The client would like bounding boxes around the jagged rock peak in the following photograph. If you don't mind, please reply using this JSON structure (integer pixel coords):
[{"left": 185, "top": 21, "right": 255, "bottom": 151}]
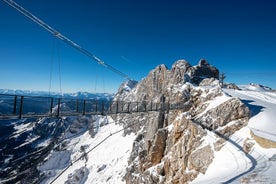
[
  {"left": 170, "top": 60, "right": 191, "bottom": 84},
  {"left": 169, "top": 59, "right": 219, "bottom": 85},
  {"left": 156, "top": 64, "right": 168, "bottom": 71},
  {"left": 198, "top": 58, "right": 209, "bottom": 66},
  {"left": 171, "top": 60, "right": 191, "bottom": 71}
]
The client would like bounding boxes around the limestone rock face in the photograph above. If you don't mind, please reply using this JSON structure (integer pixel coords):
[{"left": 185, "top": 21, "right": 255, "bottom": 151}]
[
  {"left": 148, "top": 128, "right": 168, "bottom": 166},
  {"left": 196, "top": 98, "right": 249, "bottom": 133},
  {"left": 225, "top": 83, "right": 240, "bottom": 90},
  {"left": 188, "top": 145, "right": 214, "bottom": 174},
  {"left": 162, "top": 115, "right": 206, "bottom": 184},
  {"left": 243, "top": 138, "right": 255, "bottom": 154},
  {"left": 112, "top": 59, "right": 249, "bottom": 184},
  {"left": 170, "top": 60, "right": 191, "bottom": 84},
  {"left": 199, "top": 78, "right": 219, "bottom": 87}
]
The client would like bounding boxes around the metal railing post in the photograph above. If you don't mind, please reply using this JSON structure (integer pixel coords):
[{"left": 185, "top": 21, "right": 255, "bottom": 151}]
[
  {"left": 127, "top": 102, "right": 130, "bottom": 113},
  {"left": 101, "top": 101, "right": 104, "bottom": 115},
  {"left": 83, "top": 100, "right": 86, "bottom": 115},
  {"left": 116, "top": 101, "right": 119, "bottom": 113},
  {"left": 144, "top": 102, "right": 147, "bottom": 112},
  {"left": 13, "top": 95, "right": 17, "bottom": 114},
  {"left": 19, "top": 96, "right": 24, "bottom": 119}
]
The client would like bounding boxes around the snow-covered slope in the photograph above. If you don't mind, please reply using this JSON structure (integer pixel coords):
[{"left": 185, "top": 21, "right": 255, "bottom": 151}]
[
  {"left": 0, "top": 115, "right": 135, "bottom": 183},
  {"left": 225, "top": 85, "right": 276, "bottom": 142},
  {"left": 39, "top": 116, "right": 136, "bottom": 184},
  {"left": 192, "top": 85, "right": 276, "bottom": 183}
]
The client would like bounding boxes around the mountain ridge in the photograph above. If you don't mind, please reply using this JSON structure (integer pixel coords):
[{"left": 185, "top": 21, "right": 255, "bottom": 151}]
[{"left": 0, "top": 89, "right": 114, "bottom": 100}]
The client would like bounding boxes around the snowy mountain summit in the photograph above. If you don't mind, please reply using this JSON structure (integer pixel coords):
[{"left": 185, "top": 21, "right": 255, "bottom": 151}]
[{"left": 1, "top": 59, "right": 276, "bottom": 184}]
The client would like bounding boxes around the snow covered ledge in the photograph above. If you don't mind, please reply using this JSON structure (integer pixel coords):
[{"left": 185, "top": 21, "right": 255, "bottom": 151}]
[{"left": 250, "top": 129, "right": 276, "bottom": 148}]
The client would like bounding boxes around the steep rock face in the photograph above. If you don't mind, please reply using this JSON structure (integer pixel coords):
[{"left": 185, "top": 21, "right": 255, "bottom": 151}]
[
  {"left": 162, "top": 115, "right": 207, "bottom": 184},
  {"left": 170, "top": 60, "right": 191, "bottom": 84},
  {"left": 113, "top": 59, "right": 249, "bottom": 184},
  {"left": 196, "top": 98, "right": 249, "bottom": 129},
  {"left": 148, "top": 128, "right": 168, "bottom": 166}
]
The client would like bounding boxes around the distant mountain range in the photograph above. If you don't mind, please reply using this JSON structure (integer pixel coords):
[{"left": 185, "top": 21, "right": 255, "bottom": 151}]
[{"left": 0, "top": 89, "right": 114, "bottom": 100}]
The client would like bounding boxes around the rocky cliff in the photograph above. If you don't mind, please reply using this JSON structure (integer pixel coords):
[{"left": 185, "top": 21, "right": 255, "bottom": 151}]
[{"left": 113, "top": 59, "right": 249, "bottom": 184}]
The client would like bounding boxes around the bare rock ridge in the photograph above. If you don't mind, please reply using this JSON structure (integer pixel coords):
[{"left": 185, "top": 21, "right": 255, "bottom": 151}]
[
  {"left": 116, "top": 59, "right": 219, "bottom": 103},
  {"left": 113, "top": 59, "right": 249, "bottom": 184}
]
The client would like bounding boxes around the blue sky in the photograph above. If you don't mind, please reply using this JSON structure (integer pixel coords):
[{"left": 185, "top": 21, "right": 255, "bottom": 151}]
[{"left": 1, "top": 0, "right": 276, "bottom": 93}]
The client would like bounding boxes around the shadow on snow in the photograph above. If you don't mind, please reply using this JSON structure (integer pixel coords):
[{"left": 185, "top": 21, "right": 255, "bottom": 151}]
[{"left": 240, "top": 99, "right": 265, "bottom": 118}]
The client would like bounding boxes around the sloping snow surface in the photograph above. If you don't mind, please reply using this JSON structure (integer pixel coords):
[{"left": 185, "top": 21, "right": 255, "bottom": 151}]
[{"left": 39, "top": 116, "right": 135, "bottom": 184}]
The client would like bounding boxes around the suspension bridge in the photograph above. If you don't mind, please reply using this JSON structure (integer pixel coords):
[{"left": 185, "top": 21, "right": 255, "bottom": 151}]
[
  {"left": 0, "top": 93, "right": 189, "bottom": 120},
  {"left": 0, "top": 0, "right": 191, "bottom": 120}
]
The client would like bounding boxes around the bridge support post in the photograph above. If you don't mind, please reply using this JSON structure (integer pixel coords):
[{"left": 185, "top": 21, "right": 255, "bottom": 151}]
[
  {"left": 101, "top": 101, "right": 104, "bottom": 115},
  {"left": 167, "top": 102, "right": 170, "bottom": 113},
  {"left": 95, "top": 101, "right": 98, "bottom": 113},
  {"left": 76, "top": 100, "right": 79, "bottom": 113},
  {"left": 144, "top": 102, "right": 147, "bottom": 112},
  {"left": 19, "top": 96, "right": 24, "bottom": 119},
  {"left": 127, "top": 102, "right": 130, "bottom": 113},
  {"left": 116, "top": 101, "right": 119, "bottom": 114},
  {"left": 13, "top": 95, "right": 17, "bottom": 114}
]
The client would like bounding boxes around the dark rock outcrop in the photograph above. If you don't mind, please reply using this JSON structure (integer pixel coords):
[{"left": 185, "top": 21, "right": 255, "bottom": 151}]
[{"left": 187, "top": 59, "right": 219, "bottom": 85}]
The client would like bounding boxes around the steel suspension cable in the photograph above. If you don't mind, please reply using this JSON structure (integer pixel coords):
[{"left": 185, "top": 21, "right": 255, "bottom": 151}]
[
  {"left": 3, "top": 0, "right": 130, "bottom": 80},
  {"left": 48, "top": 38, "right": 55, "bottom": 97},
  {"left": 57, "top": 41, "right": 63, "bottom": 96}
]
